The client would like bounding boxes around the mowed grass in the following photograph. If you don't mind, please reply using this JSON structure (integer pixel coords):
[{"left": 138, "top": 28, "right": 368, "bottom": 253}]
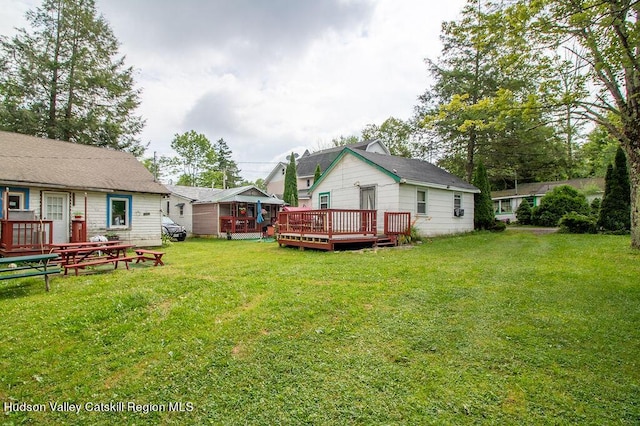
[{"left": 0, "top": 232, "right": 639, "bottom": 425}]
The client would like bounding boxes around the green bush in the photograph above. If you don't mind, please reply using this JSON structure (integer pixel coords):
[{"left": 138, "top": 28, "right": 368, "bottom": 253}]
[
  {"left": 559, "top": 211, "right": 597, "bottom": 234},
  {"left": 490, "top": 219, "right": 507, "bottom": 232},
  {"left": 590, "top": 198, "right": 601, "bottom": 217},
  {"left": 515, "top": 198, "right": 532, "bottom": 224},
  {"left": 532, "top": 185, "right": 590, "bottom": 227}
]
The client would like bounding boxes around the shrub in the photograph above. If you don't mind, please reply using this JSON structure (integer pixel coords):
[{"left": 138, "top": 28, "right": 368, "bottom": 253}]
[
  {"left": 489, "top": 219, "right": 507, "bottom": 232},
  {"left": 590, "top": 198, "right": 601, "bottom": 218},
  {"left": 531, "top": 185, "right": 590, "bottom": 227},
  {"left": 515, "top": 198, "right": 532, "bottom": 224},
  {"left": 559, "top": 212, "right": 597, "bottom": 234}
]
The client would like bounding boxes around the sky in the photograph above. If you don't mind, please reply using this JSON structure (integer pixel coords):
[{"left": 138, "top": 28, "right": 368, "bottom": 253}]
[{"left": 0, "top": 0, "right": 465, "bottom": 183}]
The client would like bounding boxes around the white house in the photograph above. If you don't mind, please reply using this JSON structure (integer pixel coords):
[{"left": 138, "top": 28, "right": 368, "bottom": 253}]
[
  {"left": 0, "top": 131, "right": 168, "bottom": 254},
  {"left": 308, "top": 147, "right": 480, "bottom": 237},
  {"left": 265, "top": 140, "right": 389, "bottom": 203},
  {"left": 491, "top": 178, "right": 605, "bottom": 222}
]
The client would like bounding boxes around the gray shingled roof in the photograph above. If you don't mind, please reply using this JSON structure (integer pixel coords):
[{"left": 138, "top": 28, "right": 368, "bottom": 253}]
[
  {"left": 491, "top": 178, "right": 604, "bottom": 199},
  {"left": 352, "top": 150, "right": 479, "bottom": 192},
  {"left": 296, "top": 141, "right": 372, "bottom": 177},
  {"left": 165, "top": 184, "right": 222, "bottom": 201},
  {"left": 0, "top": 131, "right": 168, "bottom": 194}
]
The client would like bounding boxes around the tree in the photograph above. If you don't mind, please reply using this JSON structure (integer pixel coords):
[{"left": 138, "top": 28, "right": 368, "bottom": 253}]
[
  {"left": 472, "top": 161, "right": 494, "bottom": 229},
  {"left": 575, "top": 125, "right": 620, "bottom": 178},
  {"left": 212, "top": 138, "right": 241, "bottom": 188},
  {"left": 417, "top": 1, "right": 566, "bottom": 186},
  {"left": 283, "top": 152, "right": 298, "bottom": 207},
  {"left": 512, "top": 0, "right": 640, "bottom": 247},
  {"left": 361, "top": 117, "right": 414, "bottom": 157},
  {"left": 0, "top": 0, "right": 144, "bottom": 154},
  {"left": 313, "top": 164, "right": 322, "bottom": 183},
  {"left": 167, "top": 131, "right": 216, "bottom": 187},
  {"left": 598, "top": 147, "right": 631, "bottom": 232},
  {"left": 331, "top": 134, "right": 361, "bottom": 147}
]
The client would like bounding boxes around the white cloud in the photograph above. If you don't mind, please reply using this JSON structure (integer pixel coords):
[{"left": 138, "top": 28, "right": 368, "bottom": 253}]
[{"left": 0, "top": 0, "right": 465, "bottom": 182}]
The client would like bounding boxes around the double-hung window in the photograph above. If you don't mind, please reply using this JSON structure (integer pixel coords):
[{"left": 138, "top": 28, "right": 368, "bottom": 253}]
[
  {"left": 417, "top": 190, "right": 427, "bottom": 214},
  {"left": 319, "top": 192, "right": 330, "bottom": 209}
]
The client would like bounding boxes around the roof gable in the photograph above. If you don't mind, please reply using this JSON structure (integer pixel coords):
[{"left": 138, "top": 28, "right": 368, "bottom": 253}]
[
  {"left": 310, "top": 147, "right": 479, "bottom": 193},
  {"left": 193, "top": 185, "right": 283, "bottom": 204},
  {"left": 265, "top": 139, "right": 390, "bottom": 182},
  {"left": 0, "top": 131, "right": 168, "bottom": 194}
]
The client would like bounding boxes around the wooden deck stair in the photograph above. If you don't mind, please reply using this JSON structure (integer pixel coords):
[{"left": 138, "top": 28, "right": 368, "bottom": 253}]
[{"left": 375, "top": 235, "right": 397, "bottom": 248}]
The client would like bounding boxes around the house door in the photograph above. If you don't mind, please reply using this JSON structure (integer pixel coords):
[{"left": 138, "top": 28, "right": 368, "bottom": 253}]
[{"left": 43, "top": 192, "right": 69, "bottom": 244}]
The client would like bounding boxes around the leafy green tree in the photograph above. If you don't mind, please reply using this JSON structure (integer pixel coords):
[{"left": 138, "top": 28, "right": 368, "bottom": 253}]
[
  {"left": 531, "top": 185, "right": 590, "bottom": 227},
  {"left": 511, "top": 0, "right": 640, "bottom": 247},
  {"left": 574, "top": 125, "right": 620, "bottom": 178},
  {"left": 418, "top": 2, "right": 565, "bottom": 185},
  {"left": 472, "top": 161, "right": 494, "bottom": 229},
  {"left": 166, "top": 131, "right": 216, "bottom": 187},
  {"left": 361, "top": 117, "right": 414, "bottom": 157},
  {"left": 515, "top": 198, "right": 532, "bottom": 225},
  {"left": 283, "top": 152, "right": 298, "bottom": 207},
  {"left": 0, "top": 0, "right": 144, "bottom": 154},
  {"left": 331, "top": 134, "right": 361, "bottom": 147},
  {"left": 598, "top": 147, "right": 631, "bottom": 232}
]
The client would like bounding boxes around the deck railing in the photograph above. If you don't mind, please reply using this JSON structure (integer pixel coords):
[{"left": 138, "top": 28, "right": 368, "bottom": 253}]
[
  {"left": 278, "top": 209, "right": 377, "bottom": 237},
  {"left": 384, "top": 212, "right": 411, "bottom": 236},
  {"left": 219, "top": 216, "right": 258, "bottom": 233},
  {"left": 0, "top": 220, "right": 53, "bottom": 252}
]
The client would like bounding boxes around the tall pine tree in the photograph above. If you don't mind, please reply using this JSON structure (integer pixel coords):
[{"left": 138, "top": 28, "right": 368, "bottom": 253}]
[
  {"left": 0, "top": 0, "right": 144, "bottom": 154},
  {"left": 472, "top": 161, "right": 494, "bottom": 229},
  {"left": 283, "top": 153, "right": 298, "bottom": 207},
  {"left": 598, "top": 147, "right": 631, "bottom": 232}
]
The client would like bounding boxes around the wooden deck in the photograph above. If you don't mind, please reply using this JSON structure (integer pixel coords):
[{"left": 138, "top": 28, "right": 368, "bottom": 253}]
[
  {"left": 277, "top": 210, "right": 410, "bottom": 251},
  {"left": 0, "top": 219, "right": 53, "bottom": 256}
]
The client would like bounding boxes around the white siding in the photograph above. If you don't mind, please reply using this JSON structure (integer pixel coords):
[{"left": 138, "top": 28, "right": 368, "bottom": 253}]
[
  {"left": 399, "top": 185, "right": 474, "bottom": 236},
  {"left": 9, "top": 186, "right": 162, "bottom": 246},
  {"left": 163, "top": 194, "right": 193, "bottom": 233},
  {"left": 266, "top": 166, "right": 286, "bottom": 196},
  {"left": 311, "top": 154, "right": 398, "bottom": 233},
  {"left": 311, "top": 153, "right": 476, "bottom": 237}
]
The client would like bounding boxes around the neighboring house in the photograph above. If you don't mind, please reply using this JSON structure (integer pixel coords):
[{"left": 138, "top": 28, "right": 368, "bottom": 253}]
[
  {"left": 163, "top": 185, "right": 223, "bottom": 234},
  {"left": 491, "top": 178, "right": 605, "bottom": 223},
  {"left": 265, "top": 140, "right": 389, "bottom": 204},
  {"left": 308, "top": 147, "right": 480, "bottom": 237},
  {"left": 189, "top": 185, "right": 284, "bottom": 239},
  {"left": 0, "top": 131, "right": 168, "bottom": 254}
]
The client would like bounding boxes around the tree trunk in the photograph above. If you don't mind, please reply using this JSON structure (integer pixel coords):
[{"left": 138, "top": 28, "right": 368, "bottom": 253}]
[
  {"left": 47, "top": 3, "right": 63, "bottom": 140},
  {"left": 628, "top": 148, "right": 640, "bottom": 249}
]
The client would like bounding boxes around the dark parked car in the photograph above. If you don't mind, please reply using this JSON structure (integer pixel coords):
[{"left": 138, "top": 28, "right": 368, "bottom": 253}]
[{"left": 162, "top": 216, "right": 187, "bottom": 241}]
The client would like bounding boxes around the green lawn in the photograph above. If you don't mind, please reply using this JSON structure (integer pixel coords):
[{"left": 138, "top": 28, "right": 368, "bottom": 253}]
[{"left": 1, "top": 232, "right": 639, "bottom": 425}]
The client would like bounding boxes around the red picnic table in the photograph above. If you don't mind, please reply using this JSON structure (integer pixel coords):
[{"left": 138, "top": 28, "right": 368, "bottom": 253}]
[{"left": 51, "top": 243, "right": 136, "bottom": 275}]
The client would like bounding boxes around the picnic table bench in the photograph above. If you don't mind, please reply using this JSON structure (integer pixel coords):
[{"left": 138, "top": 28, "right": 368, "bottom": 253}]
[
  {"left": 0, "top": 253, "right": 60, "bottom": 291},
  {"left": 135, "top": 249, "right": 165, "bottom": 266},
  {"left": 51, "top": 243, "right": 137, "bottom": 276}
]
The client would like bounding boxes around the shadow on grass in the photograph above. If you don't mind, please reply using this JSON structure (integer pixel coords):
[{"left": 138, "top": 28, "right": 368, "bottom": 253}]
[{"left": 0, "top": 279, "right": 42, "bottom": 300}]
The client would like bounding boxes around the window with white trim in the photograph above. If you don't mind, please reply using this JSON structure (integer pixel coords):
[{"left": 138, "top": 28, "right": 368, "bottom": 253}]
[
  {"left": 417, "top": 190, "right": 427, "bottom": 214},
  {"left": 319, "top": 192, "right": 330, "bottom": 209},
  {"left": 107, "top": 195, "right": 132, "bottom": 228}
]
